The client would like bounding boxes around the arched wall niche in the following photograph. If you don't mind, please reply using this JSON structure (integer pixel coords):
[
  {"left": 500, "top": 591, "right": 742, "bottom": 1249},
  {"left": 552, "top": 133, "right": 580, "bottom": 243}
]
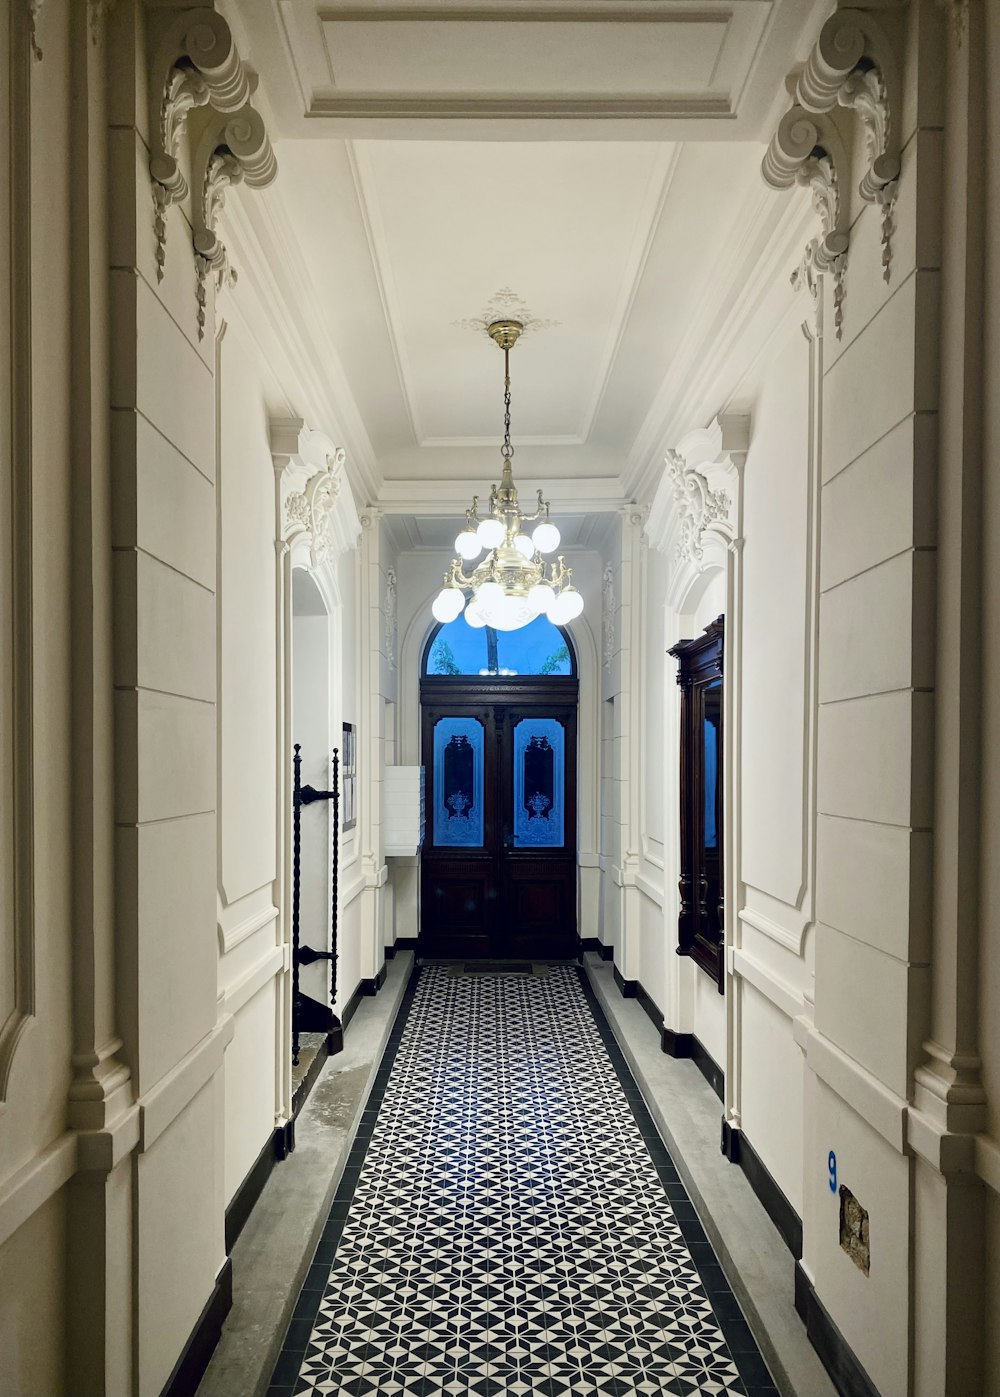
[
  {"left": 270, "top": 418, "right": 361, "bottom": 1122},
  {"left": 644, "top": 414, "right": 748, "bottom": 1107}
]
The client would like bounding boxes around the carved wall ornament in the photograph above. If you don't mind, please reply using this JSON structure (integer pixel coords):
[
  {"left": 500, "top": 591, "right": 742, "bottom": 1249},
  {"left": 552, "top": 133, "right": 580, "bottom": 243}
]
[
  {"left": 667, "top": 450, "right": 732, "bottom": 567},
  {"left": 763, "top": 6, "right": 903, "bottom": 325},
  {"left": 28, "top": 0, "right": 44, "bottom": 60},
  {"left": 602, "top": 565, "right": 615, "bottom": 672},
  {"left": 282, "top": 447, "right": 348, "bottom": 569},
  {"left": 385, "top": 567, "right": 397, "bottom": 671},
  {"left": 936, "top": 0, "right": 970, "bottom": 46},
  {"left": 147, "top": 7, "right": 276, "bottom": 321},
  {"left": 763, "top": 106, "right": 850, "bottom": 338},
  {"left": 88, "top": 0, "right": 116, "bottom": 45}
]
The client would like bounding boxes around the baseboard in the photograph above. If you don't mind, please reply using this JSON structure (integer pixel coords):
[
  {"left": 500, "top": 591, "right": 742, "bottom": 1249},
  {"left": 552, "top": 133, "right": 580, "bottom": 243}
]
[
  {"left": 662, "top": 1027, "right": 695, "bottom": 1057},
  {"left": 224, "top": 1123, "right": 295, "bottom": 1253},
  {"left": 721, "top": 1125, "right": 802, "bottom": 1259},
  {"left": 691, "top": 1037, "right": 724, "bottom": 1101},
  {"left": 341, "top": 963, "right": 387, "bottom": 1033},
  {"left": 794, "top": 1261, "right": 880, "bottom": 1397},
  {"left": 385, "top": 936, "right": 418, "bottom": 960},
  {"left": 581, "top": 937, "right": 614, "bottom": 961},
  {"left": 159, "top": 1257, "right": 232, "bottom": 1397}
]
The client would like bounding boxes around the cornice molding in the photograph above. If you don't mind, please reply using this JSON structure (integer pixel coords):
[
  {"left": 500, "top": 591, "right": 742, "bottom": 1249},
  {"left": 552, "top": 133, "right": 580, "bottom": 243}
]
[
  {"left": 146, "top": 6, "right": 277, "bottom": 334},
  {"left": 762, "top": 5, "right": 903, "bottom": 338}
]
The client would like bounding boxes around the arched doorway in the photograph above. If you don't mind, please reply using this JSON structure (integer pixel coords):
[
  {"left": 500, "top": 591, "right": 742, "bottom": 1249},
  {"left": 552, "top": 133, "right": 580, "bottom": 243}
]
[{"left": 420, "top": 613, "right": 579, "bottom": 959}]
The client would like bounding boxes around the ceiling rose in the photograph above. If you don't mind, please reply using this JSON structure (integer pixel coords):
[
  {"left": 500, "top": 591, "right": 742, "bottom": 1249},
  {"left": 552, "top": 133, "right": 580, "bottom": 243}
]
[
  {"left": 432, "top": 318, "right": 583, "bottom": 634},
  {"left": 453, "top": 286, "right": 559, "bottom": 338}
]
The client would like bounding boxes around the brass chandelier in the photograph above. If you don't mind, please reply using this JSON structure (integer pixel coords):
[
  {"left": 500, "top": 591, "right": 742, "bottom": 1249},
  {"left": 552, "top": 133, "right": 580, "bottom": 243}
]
[{"left": 431, "top": 319, "right": 583, "bottom": 633}]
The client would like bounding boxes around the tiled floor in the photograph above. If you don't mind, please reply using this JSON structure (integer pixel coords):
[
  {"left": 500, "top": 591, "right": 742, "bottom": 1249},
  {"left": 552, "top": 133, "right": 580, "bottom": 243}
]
[{"left": 269, "top": 964, "right": 779, "bottom": 1397}]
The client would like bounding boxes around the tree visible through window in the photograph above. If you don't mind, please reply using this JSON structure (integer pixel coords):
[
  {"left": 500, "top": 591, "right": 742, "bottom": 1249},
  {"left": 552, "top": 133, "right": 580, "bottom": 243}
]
[{"left": 424, "top": 613, "right": 574, "bottom": 677}]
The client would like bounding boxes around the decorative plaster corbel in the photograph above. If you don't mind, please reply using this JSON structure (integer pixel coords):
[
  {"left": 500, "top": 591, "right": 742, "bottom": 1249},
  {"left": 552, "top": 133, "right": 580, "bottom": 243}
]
[
  {"left": 936, "top": 0, "right": 969, "bottom": 46},
  {"left": 284, "top": 449, "right": 345, "bottom": 570},
  {"left": 28, "top": 0, "right": 44, "bottom": 60},
  {"left": 190, "top": 104, "right": 277, "bottom": 338},
  {"left": 385, "top": 568, "right": 398, "bottom": 671},
  {"left": 796, "top": 8, "right": 901, "bottom": 282},
  {"left": 147, "top": 8, "right": 269, "bottom": 285},
  {"left": 88, "top": 0, "right": 116, "bottom": 45},
  {"left": 763, "top": 106, "right": 851, "bottom": 338},
  {"left": 602, "top": 565, "right": 615, "bottom": 673},
  {"left": 668, "top": 452, "right": 732, "bottom": 568}
]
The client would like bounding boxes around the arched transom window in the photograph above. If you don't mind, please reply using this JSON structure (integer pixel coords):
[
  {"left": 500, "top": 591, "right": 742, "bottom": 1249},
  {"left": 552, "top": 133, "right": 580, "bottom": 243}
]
[{"left": 423, "top": 613, "right": 575, "bottom": 678}]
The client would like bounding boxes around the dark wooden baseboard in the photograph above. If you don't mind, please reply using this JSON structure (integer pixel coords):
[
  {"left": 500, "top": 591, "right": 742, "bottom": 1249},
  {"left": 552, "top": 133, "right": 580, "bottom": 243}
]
[
  {"left": 691, "top": 1037, "right": 724, "bottom": 1101},
  {"left": 721, "top": 1124, "right": 802, "bottom": 1259},
  {"left": 159, "top": 1257, "right": 232, "bottom": 1397},
  {"left": 611, "top": 965, "right": 665, "bottom": 1035},
  {"left": 581, "top": 937, "right": 614, "bottom": 961},
  {"left": 224, "top": 1123, "right": 295, "bottom": 1253},
  {"left": 385, "top": 937, "right": 418, "bottom": 959},
  {"left": 795, "top": 1261, "right": 880, "bottom": 1397},
  {"left": 341, "top": 963, "right": 388, "bottom": 1032},
  {"left": 662, "top": 1027, "right": 695, "bottom": 1057}
]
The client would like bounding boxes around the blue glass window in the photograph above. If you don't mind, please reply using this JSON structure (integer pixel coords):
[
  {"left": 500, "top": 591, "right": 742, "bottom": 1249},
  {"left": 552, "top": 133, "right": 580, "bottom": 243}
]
[
  {"left": 432, "top": 717, "right": 485, "bottom": 847},
  {"left": 513, "top": 718, "right": 565, "bottom": 848},
  {"left": 425, "top": 614, "right": 574, "bottom": 677}
]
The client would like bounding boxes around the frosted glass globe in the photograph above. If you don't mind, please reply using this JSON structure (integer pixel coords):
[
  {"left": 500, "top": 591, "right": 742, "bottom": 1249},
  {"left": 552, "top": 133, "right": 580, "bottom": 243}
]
[
  {"left": 547, "top": 591, "right": 574, "bottom": 624},
  {"left": 432, "top": 587, "right": 465, "bottom": 623},
  {"left": 477, "top": 517, "right": 505, "bottom": 549},
  {"left": 476, "top": 580, "right": 503, "bottom": 607},
  {"left": 528, "top": 583, "right": 555, "bottom": 613},
  {"left": 455, "top": 529, "right": 482, "bottom": 560},
  {"left": 513, "top": 533, "right": 535, "bottom": 559},
  {"left": 489, "top": 595, "right": 535, "bottom": 631},
  {"left": 532, "top": 521, "right": 560, "bottom": 554},
  {"left": 562, "top": 588, "right": 584, "bottom": 620},
  {"left": 464, "top": 601, "right": 487, "bottom": 628}
]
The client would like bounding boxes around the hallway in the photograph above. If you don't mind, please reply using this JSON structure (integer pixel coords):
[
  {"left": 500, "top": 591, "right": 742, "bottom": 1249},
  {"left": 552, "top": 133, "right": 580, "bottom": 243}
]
[{"left": 269, "top": 966, "right": 775, "bottom": 1397}]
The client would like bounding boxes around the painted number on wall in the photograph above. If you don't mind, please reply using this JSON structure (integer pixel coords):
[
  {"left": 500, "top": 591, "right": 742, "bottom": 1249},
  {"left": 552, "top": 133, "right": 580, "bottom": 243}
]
[{"left": 828, "top": 1150, "right": 838, "bottom": 1193}]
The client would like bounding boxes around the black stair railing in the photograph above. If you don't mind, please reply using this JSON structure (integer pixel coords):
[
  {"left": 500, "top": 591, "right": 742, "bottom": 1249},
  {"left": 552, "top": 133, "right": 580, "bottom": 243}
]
[{"left": 291, "top": 743, "right": 343, "bottom": 1067}]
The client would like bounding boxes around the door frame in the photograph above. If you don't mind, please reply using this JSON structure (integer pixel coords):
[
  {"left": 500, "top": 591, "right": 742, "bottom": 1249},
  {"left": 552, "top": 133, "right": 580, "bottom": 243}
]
[{"left": 420, "top": 675, "right": 579, "bottom": 957}]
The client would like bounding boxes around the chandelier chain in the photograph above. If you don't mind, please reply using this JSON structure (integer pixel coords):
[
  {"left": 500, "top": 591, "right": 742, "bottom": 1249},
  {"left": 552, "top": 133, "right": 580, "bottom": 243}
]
[{"left": 501, "top": 346, "right": 513, "bottom": 461}]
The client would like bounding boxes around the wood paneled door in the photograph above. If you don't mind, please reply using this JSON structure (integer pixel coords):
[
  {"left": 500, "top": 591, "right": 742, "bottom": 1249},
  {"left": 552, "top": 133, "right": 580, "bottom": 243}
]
[{"left": 420, "top": 669, "right": 578, "bottom": 960}]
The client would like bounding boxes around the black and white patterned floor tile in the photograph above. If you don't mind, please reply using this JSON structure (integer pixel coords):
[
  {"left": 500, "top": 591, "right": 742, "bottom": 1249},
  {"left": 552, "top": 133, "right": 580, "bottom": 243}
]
[{"left": 269, "top": 965, "right": 779, "bottom": 1397}]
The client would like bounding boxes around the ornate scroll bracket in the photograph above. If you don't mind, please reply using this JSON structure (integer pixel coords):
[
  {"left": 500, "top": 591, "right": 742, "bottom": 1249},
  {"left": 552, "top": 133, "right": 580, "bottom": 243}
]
[
  {"left": 763, "top": 6, "right": 903, "bottom": 332},
  {"left": 646, "top": 415, "right": 749, "bottom": 601},
  {"left": 272, "top": 418, "right": 362, "bottom": 571},
  {"left": 764, "top": 106, "right": 851, "bottom": 338},
  {"left": 147, "top": 6, "right": 276, "bottom": 330}
]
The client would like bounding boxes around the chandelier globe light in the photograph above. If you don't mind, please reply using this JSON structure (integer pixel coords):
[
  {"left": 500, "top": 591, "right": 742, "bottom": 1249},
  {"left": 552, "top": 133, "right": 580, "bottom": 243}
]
[{"left": 431, "top": 318, "right": 583, "bottom": 635}]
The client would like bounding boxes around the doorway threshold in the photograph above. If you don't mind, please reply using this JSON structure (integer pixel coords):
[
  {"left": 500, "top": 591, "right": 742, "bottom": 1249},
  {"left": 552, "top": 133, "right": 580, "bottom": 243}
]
[{"left": 584, "top": 952, "right": 837, "bottom": 1397}]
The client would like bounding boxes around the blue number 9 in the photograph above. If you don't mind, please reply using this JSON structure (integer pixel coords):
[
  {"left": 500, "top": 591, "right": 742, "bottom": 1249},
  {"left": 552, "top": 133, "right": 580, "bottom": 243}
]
[{"left": 828, "top": 1150, "right": 837, "bottom": 1193}]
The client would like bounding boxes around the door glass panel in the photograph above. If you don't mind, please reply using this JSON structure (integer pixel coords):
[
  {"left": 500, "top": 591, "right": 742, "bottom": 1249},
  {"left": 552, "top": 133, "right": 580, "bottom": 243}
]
[
  {"left": 703, "top": 679, "right": 721, "bottom": 850},
  {"left": 432, "top": 717, "right": 485, "bottom": 847},
  {"left": 513, "top": 718, "right": 565, "bottom": 847}
]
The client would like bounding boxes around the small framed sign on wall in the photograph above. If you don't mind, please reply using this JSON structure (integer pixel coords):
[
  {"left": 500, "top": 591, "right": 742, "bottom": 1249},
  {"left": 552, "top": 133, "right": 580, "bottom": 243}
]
[{"left": 341, "top": 722, "right": 357, "bottom": 830}]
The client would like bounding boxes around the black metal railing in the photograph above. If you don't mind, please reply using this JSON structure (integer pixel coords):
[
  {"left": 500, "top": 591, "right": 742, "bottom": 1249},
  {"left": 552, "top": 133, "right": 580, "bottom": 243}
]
[{"left": 291, "top": 743, "right": 343, "bottom": 1066}]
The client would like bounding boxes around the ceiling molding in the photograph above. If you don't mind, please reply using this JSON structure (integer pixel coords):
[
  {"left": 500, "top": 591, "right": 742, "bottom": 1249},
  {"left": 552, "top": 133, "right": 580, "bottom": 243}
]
[
  {"left": 577, "top": 143, "right": 681, "bottom": 443},
  {"left": 347, "top": 141, "right": 425, "bottom": 444},
  {"left": 219, "top": 186, "right": 382, "bottom": 504}
]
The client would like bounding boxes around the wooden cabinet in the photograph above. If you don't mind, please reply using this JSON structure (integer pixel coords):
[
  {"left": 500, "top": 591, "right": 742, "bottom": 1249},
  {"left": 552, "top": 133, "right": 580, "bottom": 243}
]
[{"left": 669, "top": 616, "right": 724, "bottom": 991}]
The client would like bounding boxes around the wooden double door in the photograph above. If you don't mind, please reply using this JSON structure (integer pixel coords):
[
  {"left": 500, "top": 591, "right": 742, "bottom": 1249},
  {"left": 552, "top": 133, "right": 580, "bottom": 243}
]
[{"left": 420, "top": 678, "right": 578, "bottom": 959}]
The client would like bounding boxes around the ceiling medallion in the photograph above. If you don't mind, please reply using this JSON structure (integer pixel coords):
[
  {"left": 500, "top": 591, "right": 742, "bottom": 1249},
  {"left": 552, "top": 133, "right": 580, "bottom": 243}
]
[
  {"left": 431, "top": 319, "right": 583, "bottom": 634},
  {"left": 453, "top": 286, "right": 559, "bottom": 337}
]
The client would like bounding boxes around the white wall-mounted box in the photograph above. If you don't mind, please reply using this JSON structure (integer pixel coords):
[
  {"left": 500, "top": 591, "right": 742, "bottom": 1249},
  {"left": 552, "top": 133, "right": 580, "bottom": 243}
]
[{"left": 384, "top": 765, "right": 425, "bottom": 857}]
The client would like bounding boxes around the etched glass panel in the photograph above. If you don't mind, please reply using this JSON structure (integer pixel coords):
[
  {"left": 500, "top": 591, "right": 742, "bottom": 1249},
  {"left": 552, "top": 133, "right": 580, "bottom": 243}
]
[
  {"left": 513, "top": 718, "right": 565, "bottom": 848},
  {"left": 433, "top": 717, "right": 484, "bottom": 848},
  {"left": 703, "top": 679, "right": 721, "bottom": 850}
]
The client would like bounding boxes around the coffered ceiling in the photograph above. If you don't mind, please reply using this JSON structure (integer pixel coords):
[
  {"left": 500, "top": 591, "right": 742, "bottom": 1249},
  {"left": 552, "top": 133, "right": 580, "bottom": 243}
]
[{"left": 226, "top": 0, "right": 824, "bottom": 508}]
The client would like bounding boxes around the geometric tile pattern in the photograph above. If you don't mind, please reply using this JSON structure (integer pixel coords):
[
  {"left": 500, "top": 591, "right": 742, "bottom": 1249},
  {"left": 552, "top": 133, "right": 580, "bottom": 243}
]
[{"left": 269, "top": 965, "right": 779, "bottom": 1397}]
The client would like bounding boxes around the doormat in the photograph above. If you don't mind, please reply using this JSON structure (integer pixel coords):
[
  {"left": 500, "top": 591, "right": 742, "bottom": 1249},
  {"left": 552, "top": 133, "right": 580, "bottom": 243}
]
[{"left": 454, "top": 961, "right": 535, "bottom": 976}]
